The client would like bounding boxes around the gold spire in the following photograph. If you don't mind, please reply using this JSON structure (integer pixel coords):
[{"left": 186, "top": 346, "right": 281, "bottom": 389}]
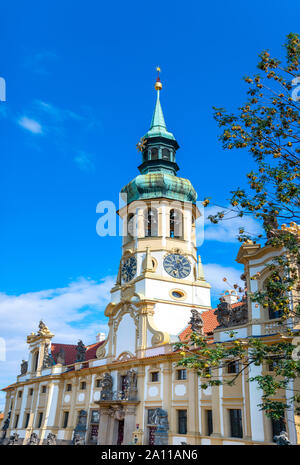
[{"left": 155, "top": 66, "right": 162, "bottom": 91}]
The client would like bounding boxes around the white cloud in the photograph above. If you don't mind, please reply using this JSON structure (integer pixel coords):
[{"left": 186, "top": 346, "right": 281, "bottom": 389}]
[
  {"left": 0, "top": 276, "right": 114, "bottom": 411},
  {"left": 197, "top": 205, "right": 262, "bottom": 244},
  {"left": 17, "top": 116, "right": 43, "bottom": 134},
  {"left": 203, "top": 263, "right": 244, "bottom": 299},
  {"left": 34, "top": 100, "right": 83, "bottom": 123},
  {"left": 74, "top": 151, "right": 95, "bottom": 171}
]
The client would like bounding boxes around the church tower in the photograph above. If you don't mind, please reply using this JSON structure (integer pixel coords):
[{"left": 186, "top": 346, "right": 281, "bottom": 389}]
[{"left": 101, "top": 70, "right": 211, "bottom": 363}]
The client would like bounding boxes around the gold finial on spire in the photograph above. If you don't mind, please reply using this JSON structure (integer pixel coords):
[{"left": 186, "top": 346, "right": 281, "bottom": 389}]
[{"left": 155, "top": 66, "right": 162, "bottom": 91}]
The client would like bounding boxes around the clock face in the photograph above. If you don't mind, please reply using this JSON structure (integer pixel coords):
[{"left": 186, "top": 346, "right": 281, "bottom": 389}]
[
  {"left": 121, "top": 256, "right": 137, "bottom": 283},
  {"left": 163, "top": 254, "right": 191, "bottom": 279}
]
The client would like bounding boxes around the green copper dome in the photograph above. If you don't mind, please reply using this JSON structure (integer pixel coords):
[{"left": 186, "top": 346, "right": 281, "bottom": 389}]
[
  {"left": 121, "top": 173, "right": 197, "bottom": 204},
  {"left": 121, "top": 74, "right": 197, "bottom": 205}
]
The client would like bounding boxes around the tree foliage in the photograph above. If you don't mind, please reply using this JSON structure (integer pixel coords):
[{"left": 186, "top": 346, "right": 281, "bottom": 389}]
[{"left": 178, "top": 33, "right": 300, "bottom": 428}]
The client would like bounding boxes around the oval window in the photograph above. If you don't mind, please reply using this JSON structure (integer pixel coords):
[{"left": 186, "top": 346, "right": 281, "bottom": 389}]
[{"left": 172, "top": 290, "right": 184, "bottom": 299}]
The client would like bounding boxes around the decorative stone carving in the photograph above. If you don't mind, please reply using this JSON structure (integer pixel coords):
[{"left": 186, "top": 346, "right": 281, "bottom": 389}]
[
  {"left": 152, "top": 408, "right": 169, "bottom": 445},
  {"left": 73, "top": 409, "right": 87, "bottom": 444},
  {"left": 42, "top": 344, "right": 56, "bottom": 369},
  {"left": 27, "top": 321, "right": 54, "bottom": 343},
  {"left": 114, "top": 407, "right": 125, "bottom": 421},
  {"left": 28, "top": 432, "right": 39, "bottom": 445},
  {"left": 20, "top": 360, "right": 28, "bottom": 375},
  {"left": 116, "top": 351, "right": 134, "bottom": 362},
  {"left": 73, "top": 432, "right": 84, "bottom": 445},
  {"left": 1, "top": 411, "right": 10, "bottom": 432},
  {"left": 99, "top": 373, "right": 113, "bottom": 400},
  {"left": 0, "top": 411, "right": 11, "bottom": 443},
  {"left": 37, "top": 320, "right": 52, "bottom": 336},
  {"left": 46, "top": 433, "right": 56, "bottom": 445},
  {"left": 214, "top": 297, "right": 248, "bottom": 328},
  {"left": 274, "top": 431, "right": 291, "bottom": 445},
  {"left": 75, "top": 340, "right": 86, "bottom": 362},
  {"left": 96, "top": 343, "right": 106, "bottom": 360},
  {"left": 188, "top": 309, "right": 204, "bottom": 334},
  {"left": 124, "top": 369, "right": 138, "bottom": 401},
  {"left": 7, "top": 432, "right": 19, "bottom": 445}
]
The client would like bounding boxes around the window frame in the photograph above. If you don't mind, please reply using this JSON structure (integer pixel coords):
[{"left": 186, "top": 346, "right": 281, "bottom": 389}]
[
  {"left": 177, "top": 409, "right": 187, "bottom": 435},
  {"left": 150, "top": 371, "right": 159, "bottom": 383},
  {"left": 229, "top": 409, "right": 243, "bottom": 438},
  {"left": 24, "top": 412, "right": 30, "bottom": 429},
  {"left": 37, "top": 412, "right": 43, "bottom": 429},
  {"left": 206, "top": 409, "right": 213, "bottom": 436},
  {"left": 176, "top": 369, "right": 187, "bottom": 381},
  {"left": 62, "top": 411, "right": 69, "bottom": 429}
]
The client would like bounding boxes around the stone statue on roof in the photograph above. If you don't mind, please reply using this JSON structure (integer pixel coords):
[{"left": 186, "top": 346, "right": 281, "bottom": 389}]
[
  {"left": 75, "top": 340, "right": 86, "bottom": 362},
  {"left": 56, "top": 348, "right": 66, "bottom": 365},
  {"left": 188, "top": 309, "right": 204, "bottom": 335},
  {"left": 20, "top": 359, "right": 28, "bottom": 375},
  {"left": 42, "top": 344, "right": 56, "bottom": 368}
]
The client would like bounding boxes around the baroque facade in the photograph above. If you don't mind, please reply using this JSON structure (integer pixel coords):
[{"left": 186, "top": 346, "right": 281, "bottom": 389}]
[{"left": 1, "top": 75, "right": 299, "bottom": 445}]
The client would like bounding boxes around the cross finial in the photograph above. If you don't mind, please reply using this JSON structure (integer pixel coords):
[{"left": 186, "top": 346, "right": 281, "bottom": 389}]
[{"left": 155, "top": 66, "right": 162, "bottom": 91}]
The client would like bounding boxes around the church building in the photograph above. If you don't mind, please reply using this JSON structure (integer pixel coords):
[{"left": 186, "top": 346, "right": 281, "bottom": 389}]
[{"left": 1, "top": 73, "right": 299, "bottom": 446}]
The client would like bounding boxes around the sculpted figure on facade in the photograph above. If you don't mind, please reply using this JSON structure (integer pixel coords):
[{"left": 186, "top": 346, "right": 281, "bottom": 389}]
[
  {"left": 7, "top": 432, "right": 19, "bottom": 445},
  {"left": 73, "top": 409, "right": 87, "bottom": 444},
  {"left": 124, "top": 369, "right": 137, "bottom": 400},
  {"left": 75, "top": 340, "right": 86, "bottom": 362},
  {"left": 189, "top": 309, "right": 204, "bottom": 334},
  {"left": 99, "top": 373, "right": 113, "bottom": 400},
  {"left": 73, "top": 432, "right": 85, "bottom": 445},
  {"left": 152, "top": 408, "right": 169, "bottom": 445},
  {"left": 0, "top": 411, "right": 10, "bottom": 443},
  {"left": 46, "top": 433, "right": 57, "bottom": 445},
  {"left": 28, "top": 432, "right": 39, "bottom": 445},
  {"left": 273, "top": 431, "right": 291, "bottom": 445}
]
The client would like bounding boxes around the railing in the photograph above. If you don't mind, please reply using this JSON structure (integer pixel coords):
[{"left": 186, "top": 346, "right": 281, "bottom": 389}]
[{"left": 100, "top": 390, "right": 138, "bottom": 402}]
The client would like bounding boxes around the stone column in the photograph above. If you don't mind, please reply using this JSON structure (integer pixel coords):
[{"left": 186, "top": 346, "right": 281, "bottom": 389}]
[
  {"left": 210, "top": 367, "right": 223, "bottom": 438},
  {"left": 123, "top": 405, "right": 137, "bottom": 445},
  {"left": 188, "top": 370, "right": 199, "bottom": 443},
  {"left": 248, "top": 356, "right": 265, "bottom": 442},
  {"left": 97, "top": 408, "right": 110, "bottom": 445}
]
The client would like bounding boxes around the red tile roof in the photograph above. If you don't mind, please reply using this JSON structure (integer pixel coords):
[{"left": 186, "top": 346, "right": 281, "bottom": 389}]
[
  {"left": 51, "top": 341, "right": 105, "bottom": 366},
  {"left": 179, "top": 301, "right": 247, "bottom": 342}
]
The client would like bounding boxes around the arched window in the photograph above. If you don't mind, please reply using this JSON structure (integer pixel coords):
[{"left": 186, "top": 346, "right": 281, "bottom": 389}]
[
  {"left": 162, "top": 148, "right": 170, "bottom": 160},
  {"left": 151, "top": 148, "right": 158, "bottom": 160},
  {"left": 33, "top": 352, "right": 39, "bottom": 372},
  {"left": 170, "top": 209, "right": 183, "bottom": 238},
  {"left": 144, "top": 208, "right": 158, "bottom": 237}
]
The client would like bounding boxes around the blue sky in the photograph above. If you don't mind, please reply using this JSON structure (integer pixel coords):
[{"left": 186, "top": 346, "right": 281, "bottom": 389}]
[{"left": 0, "top": 0, "right": 299, "bottom": 407}]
